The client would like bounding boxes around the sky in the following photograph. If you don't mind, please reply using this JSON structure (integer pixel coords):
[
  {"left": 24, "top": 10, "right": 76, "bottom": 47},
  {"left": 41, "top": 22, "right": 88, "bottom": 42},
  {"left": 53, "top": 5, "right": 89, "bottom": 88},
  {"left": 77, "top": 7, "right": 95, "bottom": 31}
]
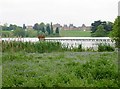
[{"left": 0, "top": 0, "right": 119, "bottom": 26}]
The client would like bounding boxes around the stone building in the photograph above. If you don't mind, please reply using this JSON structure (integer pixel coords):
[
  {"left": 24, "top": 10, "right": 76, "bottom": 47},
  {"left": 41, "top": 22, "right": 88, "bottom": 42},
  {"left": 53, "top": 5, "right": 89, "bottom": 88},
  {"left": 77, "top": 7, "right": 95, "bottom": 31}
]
[{"left": 62, "top": 24, "right": 91, "bottom": 31}]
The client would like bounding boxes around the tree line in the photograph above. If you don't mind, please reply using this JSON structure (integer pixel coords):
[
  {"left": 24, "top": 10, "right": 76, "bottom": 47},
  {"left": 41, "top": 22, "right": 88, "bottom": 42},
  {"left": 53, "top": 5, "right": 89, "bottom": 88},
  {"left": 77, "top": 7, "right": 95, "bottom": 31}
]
[
  {"left": 1, "top": 22, "right": 59, "bottom": 37},
  {"left": 33, "top": 22, "right": 59, "bottom": 36},
  {"left": 90, "top": 16, "right": 120, "bottom": 48}
]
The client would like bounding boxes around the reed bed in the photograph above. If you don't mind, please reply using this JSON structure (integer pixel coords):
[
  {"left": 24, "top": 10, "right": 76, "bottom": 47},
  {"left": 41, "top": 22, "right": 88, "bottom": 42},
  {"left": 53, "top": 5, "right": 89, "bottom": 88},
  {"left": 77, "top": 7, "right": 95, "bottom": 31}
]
[
  {"left": 2, "top": 40, "right": 83, "bottom": 53},
  {"left": 2, "top": 41, "right": 63, "bottom": 53},
  {"left": 2, "top": 40, "right": 115, "bottom": 53}
]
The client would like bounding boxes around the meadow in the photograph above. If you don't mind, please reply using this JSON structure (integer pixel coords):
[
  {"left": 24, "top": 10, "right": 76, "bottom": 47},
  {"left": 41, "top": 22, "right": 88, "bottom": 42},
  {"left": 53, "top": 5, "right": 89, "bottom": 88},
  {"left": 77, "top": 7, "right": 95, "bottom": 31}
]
[
  {"left": 2, "top": 30, "right": 91, "bottom": 37},
  {"left": 1, "top": 41, "right": 119, "bottom": 87},
  {"left": 2, "top": 51, "right": 118, "bottom": 87},
  {"left": 59, "top": 30, "right": 91, "bottom": 37}
]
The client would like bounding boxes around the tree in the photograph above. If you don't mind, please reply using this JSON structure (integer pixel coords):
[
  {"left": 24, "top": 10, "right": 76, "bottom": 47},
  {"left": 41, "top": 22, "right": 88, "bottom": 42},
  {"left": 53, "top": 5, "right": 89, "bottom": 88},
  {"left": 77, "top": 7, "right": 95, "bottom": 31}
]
[
  {"left": 46, "top": 24, "right": 51, "bottom": 35},
  {"left": 39, "top": 22, "right": 45, "bottom": 33},
  {"left": 50, "top": 22, "right": 53, "bottom": 34},
  {"left": 33, "top": 23, "right": 39, "bottom": 31},
  {"left": 13, "top": 28, "right": 25, "bottom": 37},
  {"left": 92, "top": 25, "right": 107, "bottom": 37},
  {"left": 55, "top": 27, "right": 59, "bottom": 34},
  {"left": 2, "top": 23, "right": 9, "bottom": 30},
  {"left": 91, "top": 20, "right": 113, "bottom": 37},
  {"left": 9, "top": 24, "right": 17, "bottom": 30},
  {"left": 23, "top": 24, "right": 26, "bottom": 30},
  {"left": 110, "top": 16, "right": 120, "bottom": 48},
  {"left": 24, "top": 30, "right": 37, "bottom": 37},
  {"left": 91, "top": 20, "right": 102, "bottom": 33}
]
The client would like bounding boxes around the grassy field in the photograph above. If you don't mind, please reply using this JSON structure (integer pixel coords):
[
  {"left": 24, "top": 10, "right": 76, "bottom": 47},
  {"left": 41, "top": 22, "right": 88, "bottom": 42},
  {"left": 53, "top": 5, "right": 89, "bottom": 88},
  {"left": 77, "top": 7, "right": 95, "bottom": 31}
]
[
  {"left": 2, "top": 52, "right": 118, "bottom": 87},
  {"left": 2, "top": 30, "right": 91, "bottom": 37},
  {"left": 60, "top": 30, "right": 91, "bottom": 37}
]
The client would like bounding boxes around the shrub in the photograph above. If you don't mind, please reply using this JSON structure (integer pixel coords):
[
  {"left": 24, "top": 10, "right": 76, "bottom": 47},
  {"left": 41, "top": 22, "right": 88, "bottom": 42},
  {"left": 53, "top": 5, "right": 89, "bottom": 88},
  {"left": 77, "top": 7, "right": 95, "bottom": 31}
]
[{"left": 98, "top": 43, "right": 114, "bottom": 52}]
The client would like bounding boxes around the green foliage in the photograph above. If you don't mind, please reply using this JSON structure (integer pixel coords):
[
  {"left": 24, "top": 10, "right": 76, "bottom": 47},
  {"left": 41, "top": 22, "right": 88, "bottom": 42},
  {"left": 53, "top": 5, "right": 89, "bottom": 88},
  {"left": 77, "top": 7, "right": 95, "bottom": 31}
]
[
  {"left": 110, "top": 16, "right": 120, "bottom": 48},
  {"left": 2, "top": 41, "right": 84, "bottom": 53},
  {"left": 91, "top": 20, "right": 113, "bottom": 37},
  {"left": 9, "top": 24, "right": 17, "bottom": 30},
  {"left": 46, "top": 24, "right": 51, "bottom": 35},
  {"left": 2, "top": 24, "right": 21, "bottom": 31},
  {"left": 2, "top": 52, "right": 118, "bottom": 87},
  {"left": 33, "top": 22, "right": 55, "bottom": 37},
  {"left": 2, "top": 41, "right": 115, "bottom": 52},
  {"left": 39, "top": 22, "right": 45, "bottom": 33},
  {"left": 2, "top": 41, "right": 62, "bottom": 53},
  {"left": 91, "top": 25, "right": 107, "bottom": 37},
  {"left": 98, "top": 43, "right": 115, "bottom": 52},
  {"left": 13, "top": 28, "right": 25, "bottom": 37},
  {"left": 25, "top": 30, "right": 38, "bottom": 37},
  {"left": 2, "top": 31, "right": 12, "bottom": 37}
]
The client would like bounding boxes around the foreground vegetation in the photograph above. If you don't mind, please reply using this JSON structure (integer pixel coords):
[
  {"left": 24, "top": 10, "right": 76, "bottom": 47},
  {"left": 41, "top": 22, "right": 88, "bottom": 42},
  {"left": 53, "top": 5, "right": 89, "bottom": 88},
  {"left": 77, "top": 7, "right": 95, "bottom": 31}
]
[
  {"left": 2, "top": 51, "right": 118, "bottom": 87},
  {"left": 2, "top": 41, "right": 115, "bottom": 53},
  {"left": 1, "top": 41, "right": 118, "bottom": 87},
  {"left": 2, "top": 41, "right": 83, "bottom": 53}
]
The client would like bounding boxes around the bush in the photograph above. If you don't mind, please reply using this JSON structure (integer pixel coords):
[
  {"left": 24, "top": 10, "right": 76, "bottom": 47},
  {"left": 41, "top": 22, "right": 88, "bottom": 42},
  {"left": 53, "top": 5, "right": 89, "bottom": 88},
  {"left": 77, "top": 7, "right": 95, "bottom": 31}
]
[{"left": 98, "top": 43, "right": 114, "bottom": 52}]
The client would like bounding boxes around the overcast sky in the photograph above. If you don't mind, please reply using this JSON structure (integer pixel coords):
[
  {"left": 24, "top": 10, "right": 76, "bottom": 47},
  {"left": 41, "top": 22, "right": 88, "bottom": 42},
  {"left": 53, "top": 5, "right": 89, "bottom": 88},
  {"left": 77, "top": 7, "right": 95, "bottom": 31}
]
[{"left": 0, "top": 0, "right": 119, "bottom": 26}]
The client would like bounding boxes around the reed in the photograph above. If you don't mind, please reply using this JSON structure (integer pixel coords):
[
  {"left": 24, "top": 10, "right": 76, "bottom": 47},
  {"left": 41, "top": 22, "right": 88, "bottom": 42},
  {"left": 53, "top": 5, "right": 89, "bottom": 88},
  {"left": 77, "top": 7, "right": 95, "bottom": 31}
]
[
  {"left": 98, "top": 43, "right": 115, "bottom": 52},
  {"left": 2, "top": 40, "right": 115, "bottom": 52},
  {"left": 2, "top": 41, "right": 63, "bottom": 53}
]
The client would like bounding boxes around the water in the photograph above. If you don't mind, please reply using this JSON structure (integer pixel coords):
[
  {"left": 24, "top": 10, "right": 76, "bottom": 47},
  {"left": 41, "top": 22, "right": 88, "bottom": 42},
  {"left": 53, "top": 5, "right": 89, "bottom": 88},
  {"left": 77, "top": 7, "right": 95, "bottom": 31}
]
[{"left": 1, "top": 37, "right": 115, "bottom": 50}]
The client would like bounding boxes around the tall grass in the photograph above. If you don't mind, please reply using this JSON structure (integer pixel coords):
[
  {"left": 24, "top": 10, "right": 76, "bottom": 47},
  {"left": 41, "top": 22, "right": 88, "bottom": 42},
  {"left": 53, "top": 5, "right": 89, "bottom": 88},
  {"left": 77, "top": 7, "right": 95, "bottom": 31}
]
[
  {"left": 2, "top": 41, "right": 115, "bottom": 52},
  {"left": 2, "top": 41, "right": 63, "bottom": 53},
  {"left": 98, "top": 43, "right": 115, "bottom": 52},
  {"left": 2, "top": 41, "right": 83, "bottom": 53}
]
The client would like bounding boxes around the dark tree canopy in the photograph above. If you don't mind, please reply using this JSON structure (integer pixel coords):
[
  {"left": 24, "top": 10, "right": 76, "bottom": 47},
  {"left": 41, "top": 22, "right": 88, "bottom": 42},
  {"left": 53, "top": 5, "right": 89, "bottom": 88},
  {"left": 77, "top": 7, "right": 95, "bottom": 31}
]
[
  {"left": 55, "top": 27, "right": 59, "bottom": 34},
  {"left": 23, "top": 24, "right": 26, "bottom": 30},
  {"left": 46, "top": 24, "right": 51, "bottom": 35},
  {"left": 39, "top": 22, "right": 45, "bottom": 33},
  {"left": 91, "top": 20, "right": 113, "bottom": 37},
  {"left": 33, "top": 23, "right": 39, "bottom": 31},
  {"left": 91, "top": 20, "right": 102, "bottom": 33},
  {"left": 50, "top": 22, "right": 53, "bottom": 34}
]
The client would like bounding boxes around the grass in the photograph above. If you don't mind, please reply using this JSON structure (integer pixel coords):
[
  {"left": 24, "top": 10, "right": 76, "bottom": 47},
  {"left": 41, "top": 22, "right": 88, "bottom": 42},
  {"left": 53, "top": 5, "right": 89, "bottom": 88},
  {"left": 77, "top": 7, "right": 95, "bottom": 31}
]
[
  {"left": 2, "top": 52, "right": 118, "bottom": 87},
  {"left": 2, "top": 41, "right": 115, "bottom": 53},
  {"left": 2, "top": 30, "right": 91, "bottom": 37},
  {"left": 60, "top": 30, "right": 91, "bottom": 37},
  {"left": 2, "top": 41, "right": 83, "bottom": 53},
  {"left": 2, "top": 31, "right": 12, "bottom": 37}
]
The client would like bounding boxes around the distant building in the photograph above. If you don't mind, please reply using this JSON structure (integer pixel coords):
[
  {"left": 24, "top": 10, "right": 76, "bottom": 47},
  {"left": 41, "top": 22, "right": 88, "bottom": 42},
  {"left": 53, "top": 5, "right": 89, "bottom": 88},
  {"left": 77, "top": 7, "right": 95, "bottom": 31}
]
[
  {"left": 79, "top": 24, "right": 91, "bottom": 31},
  {"left": 53, "top": 23, "right": 62, "bottom": 30},
  {"left": 26, "top": 25, "right": 33, "bottom": 29},
  {"left": 69, "top": 24, "right": 76, "bottom": 30},
  {"left": 62, "top": 23, "right": 91, "bottom": 31},
  {"left": 63, "top": 24, "right": 69, "bottom": 30}
]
